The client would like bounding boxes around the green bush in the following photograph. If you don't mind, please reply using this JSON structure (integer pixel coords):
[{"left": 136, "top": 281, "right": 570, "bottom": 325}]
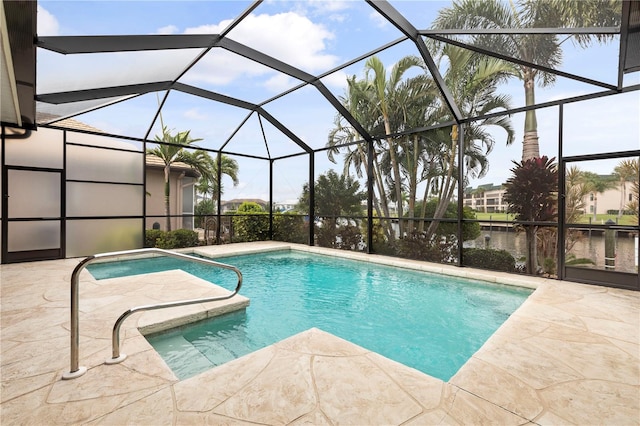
[
  {"left": 145, "top": 229, "right": 164, "bottom": 248},
  {"left": 273, "top": 213, "right": 307, "bottom": 244},
  {"left": 315, "top": 219, "right": 338, "bottom": 248},
  {"left": 145, "top": 229, "right": 199, "bottom": 249},
  {"left": 336, "top": 224, "right": 363, "bottom": 251},
  {"left": 232, "top": 213, "right": 270, "bottom": 242},
  {"left": 396, "top": 231, "right": 456, "bottom": 263},
  {"left": 463, "top": 248, "right": 516, "bottom": 272},
  {"left": 171, "top": 229, "right": 200, "bottom": 248},
  {"left": 410, "top": 201, "right": 481, "bottom": 242}
]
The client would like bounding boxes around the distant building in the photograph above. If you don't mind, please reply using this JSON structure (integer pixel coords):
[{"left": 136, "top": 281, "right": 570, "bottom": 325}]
[
  {"left": 274, "top": 200, "right": 298, "bottom": 213},
  {"left": 464, "top": 183, "right": 507, "bottom": 213},
  {"left": 220, "top": 199, "right": 268, "bottom": 213},
  {"left": 466, "top": 177, "right": 631, "bottom": 217}
]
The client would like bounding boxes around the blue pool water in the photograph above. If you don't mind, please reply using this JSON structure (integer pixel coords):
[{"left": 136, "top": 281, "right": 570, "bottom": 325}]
[{"left": 88, "top": 250, "right": 532, "bottom": 381}]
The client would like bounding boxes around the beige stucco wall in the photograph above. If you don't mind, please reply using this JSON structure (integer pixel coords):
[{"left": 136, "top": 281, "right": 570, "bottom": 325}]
[
  {"left": 584, "top": 186, "right": 627, "bottom": 217},
  {"left": 145, "top": 168, "right": 194, "bottom": 231}
]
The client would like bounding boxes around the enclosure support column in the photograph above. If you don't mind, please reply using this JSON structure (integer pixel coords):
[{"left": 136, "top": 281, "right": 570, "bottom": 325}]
[
  {"left": 309, "top": 152, "right": 315, "bottom": 246},
  {"left": 557, "top": 104, "right": 565, "bottom": 280},
  {"left": 142, "top": 137, "right": 147, "bottom": 250},
  {"left": 367, "top": 138, "right": 374, "bottom": 254},
  {"left": 269, "top": 159, "right": 274, "bottom": 240},
  {"left": 216, "top": 151, "right": 222, "bottom": 244},
  {"left": 456, "top": 124, "right": 464, "bottom": 267}
]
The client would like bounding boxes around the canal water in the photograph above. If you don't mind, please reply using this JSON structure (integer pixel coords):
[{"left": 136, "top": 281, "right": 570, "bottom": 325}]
[{"left": 466, "top": 229, "right": 638, "bottom": 273}]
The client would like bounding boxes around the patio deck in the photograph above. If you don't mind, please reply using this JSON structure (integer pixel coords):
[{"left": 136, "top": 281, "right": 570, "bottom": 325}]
[{"left": 1, "top": 242, "right": 638, "bottom": 425}]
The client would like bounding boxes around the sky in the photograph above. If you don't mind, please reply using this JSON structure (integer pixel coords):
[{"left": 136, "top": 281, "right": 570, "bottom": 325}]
[{"left": 37, "top": 0, "right": 639, "bottom": 204}]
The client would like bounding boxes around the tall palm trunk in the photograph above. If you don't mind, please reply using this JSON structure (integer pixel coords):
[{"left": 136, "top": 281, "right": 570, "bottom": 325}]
[
  {"left": 406, "top": 135, "right": 419, "bottom": 233},
  {"left": 426, "top": 127, "right": 458, "bottom": 238},
  {"left": 356, "top": 144, "right": 394, "bottom": 242},
  {"left": 418, "top": 174, "right": 433, "bottom": 233},
  {"left": 522, "top": 70, "right": 540, "bottom": 161},
  {"left": 383, "top": 116, "right": 404, "bottom": 239}
]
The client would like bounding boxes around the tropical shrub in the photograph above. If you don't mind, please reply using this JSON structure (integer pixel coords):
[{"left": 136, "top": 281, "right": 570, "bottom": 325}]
[
  {"left": 412, "top": 200, "right": 481, "bottom": 242},
  {"left": 273, "top": 213, "right": 307, "bottom": 244},
  {"left": 145, "top": 229, "right": 199, "bottom": 249},
  {"left": 463, "top": 248, "right": 516, "bottom": 272},
  {"left": 315, "top": 219, "right": 337, "bottom": 248},
  {"left": 170, "top": 229, "right": 200, "bottom": 248},
  {"left": 395, "top": 231, "right": 457, "bottom": 263},
  {"left": 144, "top": 229, "right": 164, "bottom": 248},
  {"left": 336, "top": 224, "right": 363, "bottom": 251},
  {"left": 232, "top": 202, "right": 269, "bottom": 242}
]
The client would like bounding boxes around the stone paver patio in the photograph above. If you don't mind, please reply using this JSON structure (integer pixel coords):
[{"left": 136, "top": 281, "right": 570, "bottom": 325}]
[{"left": 1, "top": 242, "right": 638, "bottom": 425}]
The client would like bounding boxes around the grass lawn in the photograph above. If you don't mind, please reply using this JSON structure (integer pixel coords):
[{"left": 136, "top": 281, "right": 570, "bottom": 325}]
[{"left": 473, "top": 212, "right": 637, "bottom": 226}]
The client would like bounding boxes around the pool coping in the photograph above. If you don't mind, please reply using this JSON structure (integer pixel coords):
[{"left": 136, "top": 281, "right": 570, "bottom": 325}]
[{"left": 1, "top": 241, "right": 638, "bottom": 424}]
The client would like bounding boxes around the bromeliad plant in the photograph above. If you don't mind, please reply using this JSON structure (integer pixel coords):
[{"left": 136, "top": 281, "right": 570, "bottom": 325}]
[{"left": 503, "top": 156, "right": 558, "bottom": 274}]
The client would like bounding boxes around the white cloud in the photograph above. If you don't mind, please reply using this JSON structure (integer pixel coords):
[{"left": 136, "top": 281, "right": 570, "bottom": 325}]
[
  {"left": 156, "top": 25, "right": 179, "bottom": 35},
  {"left": 230, "top": 12, "right": 337, "bottom": 72},
  {"left": 183, "top": 108, "right": 208, "bottom": 121},
  {"left": 37, "top": 5, "right": 59, "bottom": 36},
  {"left": 181, "top": 48, "right": 272, "bottom": 86},
  {"left": 321, "top": 70, "right": 349, "bottom": 90},
  {"left": 307, "top": 0, "right": 351, "bottom": 14},
  {"left": 182, "top": 12, "right": 338, "bottom": 90},
  {"left": 304, "top": 0, "right": 351, "bottom": 22},
  {"left": 369, "top": 11, "right": 389, "bottom": 29},
  {"left": 264, "top": 73, "right": 296, "bottom": 92},
  {"left": 38, "top": 10, "right": 340, "bottom": 97}
]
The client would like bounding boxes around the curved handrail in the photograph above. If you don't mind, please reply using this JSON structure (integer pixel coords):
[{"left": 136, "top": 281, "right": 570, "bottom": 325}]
[{"left": 62, "top": 248, "right": 242, "bottom": 380}]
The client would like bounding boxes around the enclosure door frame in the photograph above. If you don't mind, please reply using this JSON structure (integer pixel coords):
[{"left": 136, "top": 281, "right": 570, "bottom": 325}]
[{"left": 560, "top": 151, "right": 639, "bottom": 291}]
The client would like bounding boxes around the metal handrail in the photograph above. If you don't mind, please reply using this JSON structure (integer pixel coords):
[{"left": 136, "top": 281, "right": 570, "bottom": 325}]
[{"left": 62, "top": 248, "right": 242, "bottom": 380}]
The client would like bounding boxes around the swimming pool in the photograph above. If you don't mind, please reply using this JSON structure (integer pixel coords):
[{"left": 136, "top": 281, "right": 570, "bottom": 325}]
[{"left": 88, "top": 250, "right": 532, "bottom": 381}]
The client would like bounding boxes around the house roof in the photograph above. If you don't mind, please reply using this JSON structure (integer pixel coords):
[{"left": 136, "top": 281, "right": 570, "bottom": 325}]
[
  {"left": 34, "top": 112, "right": 201, "bottom": 179},
  {"left": 36, "top": 112, "right": 104, "bottom": 133},
  {"left": 146, "top": 154, "right": 200, "bottom": 178}
]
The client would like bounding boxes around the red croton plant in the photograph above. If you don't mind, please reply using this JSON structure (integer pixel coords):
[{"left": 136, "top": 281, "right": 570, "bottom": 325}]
[{"left": 503, "top": 156, "right": 558, "bottom": 274}]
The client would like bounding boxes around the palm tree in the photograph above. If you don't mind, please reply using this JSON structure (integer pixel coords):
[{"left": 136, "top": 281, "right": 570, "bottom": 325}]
[
  {"left": 381, "top": 65, "right": 437, "bottom": 234},
  {"left": 147, "top": 125, "right": 212, "bottom": 231},
  {"left": 614, "top": 159, "right": 637, "bottom": 218},
  {"left": 196, "top": 153, "right": 240, "bottom": 208},
  {"left": 625, "top": 159, "right": 640, "bottom": 224},
  {"left": 423, "top": 43, "right": 515, "bottom": 239},
  {"left": 327, "top": 57, "right": 428, "bottom": 242},
  {"left": 361, "top": 55, "right": 426, "bottom": 238},
  {"left": 580, "top": 171, "right": 617, "bottom": 221},
  {"left": 565, "top": 165, "right": 589, "bottom": 223},
  {"left": 328, "top": 49, "right": 514, "bottom": 245},
  {"left": 327, "top": 76, "right": 394, "bottom": 241},
  {"left": 194, "top": 153, "right": 239, "bottom": 242},
  {"left": 433, "top": 0, "right": 620, "bottom": 161}
]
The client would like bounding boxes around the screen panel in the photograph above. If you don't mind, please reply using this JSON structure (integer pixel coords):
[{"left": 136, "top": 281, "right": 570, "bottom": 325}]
[
  {"left": 66, "top": 182, "right": 143, "bottom": 217},
  {"left": 66, "top": 218, "right": 143, "bottom": 257}
]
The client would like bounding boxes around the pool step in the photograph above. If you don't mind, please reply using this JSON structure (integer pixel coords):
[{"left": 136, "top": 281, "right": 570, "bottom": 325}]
[
  {"left": 196, "top": 337, "right": 255, "bottom": 366},
  {"left": 149, "top": 334, "right": 213, "bottom": 378}
]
